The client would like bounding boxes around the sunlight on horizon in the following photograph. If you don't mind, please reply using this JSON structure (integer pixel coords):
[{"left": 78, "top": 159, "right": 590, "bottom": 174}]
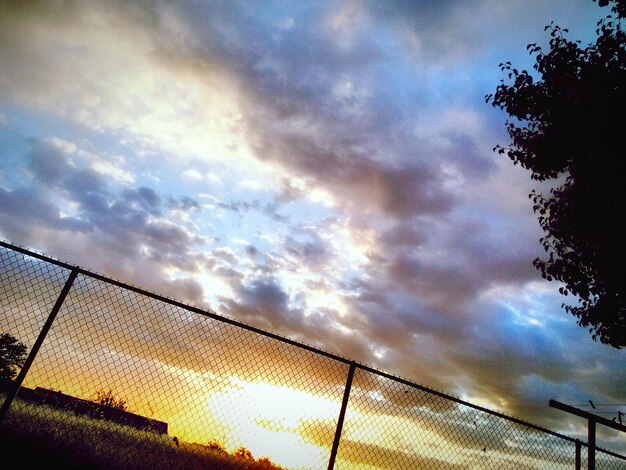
[{"left": 205, "top": 378, "right": 341, "bottom": 469}]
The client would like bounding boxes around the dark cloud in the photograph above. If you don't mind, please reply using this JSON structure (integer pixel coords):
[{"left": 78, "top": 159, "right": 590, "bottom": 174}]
[
  {"left": 26, "top": 138, "right": 73, "bottom": 184},
  {"left": 431, "top": 299, "right": 626, "bottom": 433},
  {"left": 364, "top": 0, "right": 489, "bottom": 63},
  {"left": 379, "top": 222, "right": 429, "bottom": 248},
  {"left": 351, "top": 288, "right": 461, "bottom": 344},
  {"left": 433, "top": 128, "right": 496, "bottom": 178},
  {"left": 245, "top": 244, "right": 259, "bottom": 257},
  {"left": 217, "top": 273, "right": 378, "bottom": 362},
  {"left": 161, "top": 0, "right": 479, "bottom": 219},
  {"left": 0, "top": 138, "right": 206, "bottom": 304},
  {"left": 123, "top": 187, "right": 163, "bottom": 216},
  {"left": 349, "top": 212, "right": 541, "bottom": 330},
  {"left": 386, "top": 255, "right": 482, "bottom": 313},
  {"left": 207, "top": 197, "right": 287, "bottom": 222},
  {"left": 220, "top": 277, "right": 302, "bottom": 331},
  {"left": 167, "top": 195, "right": 200, "bottom": 212},
  {"left": 284, "top": 229, "right": 330, "bottom": 266},
  {"left": 0, "top": 186, "right": 92, "bottom": 235},
  {"left": 329, "top": 208, "right": 623, "bottom": 441},
  {"left": 251, "top": 127, "right": 458, "bottom": 217}
]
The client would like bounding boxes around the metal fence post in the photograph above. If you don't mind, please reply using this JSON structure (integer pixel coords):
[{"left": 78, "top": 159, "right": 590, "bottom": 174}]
[
  {"left": 575, "top": 439, "right": 581, "bottom": 470},
  {"left": 0, "top": 267, "right": 79, "bottom": 424},
  {"left": 588, "top": 420, "right": 595, "bottom": 470},
  {"left": 328, "top": 361, "right": 356, "bottom": 470},
  {"left": 548, "top": 400, "right": 626, "bottom": 470}
]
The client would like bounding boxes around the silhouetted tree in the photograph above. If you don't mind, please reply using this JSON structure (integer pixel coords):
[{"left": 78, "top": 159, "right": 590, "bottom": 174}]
[
  {"left": 0, "top": 332, "right": 27, "bottom": 380},
  {"left": 233, "top": 446, "right": 254, "bottom": 460},
  {"left": 91, "top": 388, "right": 128, "bottom": 411},
  {"left": 206, "top": 440, "right": 226, "bottom": 453},
  {"left": 487, "top": 0, "right": 626, "bottom": 347}
]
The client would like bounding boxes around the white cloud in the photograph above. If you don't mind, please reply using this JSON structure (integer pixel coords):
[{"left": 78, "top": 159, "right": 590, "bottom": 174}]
[
  {"left": 237, "top": 179, "right": 264, "bottom": 191},
  {"left": 91, "top": 159, "right": 135, "bottom": 184},
  {"left": 278, "top": 17, "right": 295, "bottom": 31},
  {"left": 47, "top": 137, "right": 78, "bottom": 154},
  {"left": 205, "top": 171, "right": 223, "bottom": 185},
  {"left": 182, "top": 169, "right": 204, "bottom": 181},
  {"left": 0, "top": 1, "right": 254, "bottom": 171}
]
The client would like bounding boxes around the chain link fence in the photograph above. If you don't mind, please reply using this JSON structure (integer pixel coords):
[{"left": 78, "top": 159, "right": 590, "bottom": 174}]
[{"left": 1, "top": 241, "right": 624, "bottom": 469}]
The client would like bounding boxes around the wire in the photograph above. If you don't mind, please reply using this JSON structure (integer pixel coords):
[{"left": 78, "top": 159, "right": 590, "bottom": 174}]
[{"left": 568, "top": 403, "right": 626, "bottom": 407}]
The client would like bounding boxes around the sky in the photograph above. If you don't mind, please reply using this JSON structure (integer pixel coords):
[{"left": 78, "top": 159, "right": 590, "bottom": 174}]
[{"left": 0, "top": 0, "right": 624, "bottom": 462}]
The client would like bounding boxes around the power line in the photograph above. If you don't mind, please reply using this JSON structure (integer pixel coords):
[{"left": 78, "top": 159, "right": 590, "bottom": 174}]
[{"left": 568, "top": 404, "right": 626, "bottom": 407}]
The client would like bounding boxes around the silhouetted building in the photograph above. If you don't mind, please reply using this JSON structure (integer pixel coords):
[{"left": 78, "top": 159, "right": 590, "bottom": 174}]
[{"left": 0, "top": 380, "right": 167, "bottom": 435}]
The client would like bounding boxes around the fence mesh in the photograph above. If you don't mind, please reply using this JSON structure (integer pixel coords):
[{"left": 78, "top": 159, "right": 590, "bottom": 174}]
[
  {"left": 597, "top": 449, "right": 626, "bottom": 470},
  {"left": 0, "top": 242, "right": 624, "bottom": 469},
  {"left": 335, "top": 368, "right": 577, "bottom": 469},
  {"left": 0, "top": 246, "right": 71, "bottom": 368}
]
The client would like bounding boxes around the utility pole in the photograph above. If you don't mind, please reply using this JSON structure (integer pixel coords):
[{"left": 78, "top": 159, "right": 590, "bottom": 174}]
[{"left": 549, "top": 399, "right": 626, "bottom": 470}]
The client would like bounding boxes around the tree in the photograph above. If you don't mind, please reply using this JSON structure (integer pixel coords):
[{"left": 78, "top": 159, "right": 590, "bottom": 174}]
[
  {"left": 91, "top": 388, "right": 128, "bottom": 411},
  {"left": 206, "top": 439, "right": 226, "bottom": 453},
  {"left": 233, "top": 447, "right": 254, "bottom": 460},
  {"left": 0, "top": 332, "right": 27, "bottom": 380},
  {"left": 487, "top": 0, "right": 626, "bottom": 347}
]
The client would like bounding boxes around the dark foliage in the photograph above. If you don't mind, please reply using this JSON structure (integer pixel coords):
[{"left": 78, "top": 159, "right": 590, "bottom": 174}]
[
  {"left": 233, "top": 447, "right": 254, "bottom": 460},
  {"left": 486, "top": 0, "right": 626, "bottom": 347},
  {"left": 91, "top": 388, "right": 129, "bottom": 411},
  {"left": 0, "top": 332, "right": 27, "bottom": 380}
]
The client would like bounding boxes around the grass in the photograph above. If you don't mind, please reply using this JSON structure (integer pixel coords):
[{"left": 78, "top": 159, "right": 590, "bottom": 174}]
[{"left": 0, "top": 396, "right": 284, "bottom": 469}]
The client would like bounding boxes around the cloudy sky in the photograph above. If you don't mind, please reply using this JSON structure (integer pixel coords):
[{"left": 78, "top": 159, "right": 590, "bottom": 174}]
[{"left": 0, "top": 0, "right": 624, "bottom": 456}]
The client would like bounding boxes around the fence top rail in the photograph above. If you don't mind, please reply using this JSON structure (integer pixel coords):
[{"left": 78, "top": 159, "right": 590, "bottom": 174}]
[
  {"left": 1, "top": 240, "right": 76, "bottom": 271},
  {"left": 2, "top": 239, "right": 623, "bottom": 457}
]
